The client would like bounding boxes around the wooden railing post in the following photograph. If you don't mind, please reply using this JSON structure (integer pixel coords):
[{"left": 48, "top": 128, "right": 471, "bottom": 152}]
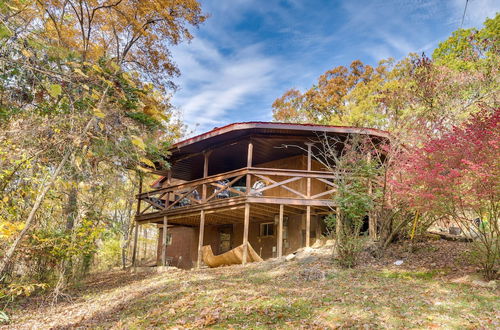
[
  {"left": 306, "top": 143, "right": 313, "bottom": 199},
  {"left": 196, "top": 210, "right": 205, "bottom": 269},
  {"left": 202, "top": 151, "right": 210, "bottom": 202},
  {"left": 136, "top": 175, "right": 143, "bottom": 214},
  {"left": 277, "top": 204, "right": 284, "bottom": 258},
  {"left": 242, "top": 203, "right": 250, "bottom": 264},
  {"left": 246, "top": 141, "right": 253, "bottom": 195}
]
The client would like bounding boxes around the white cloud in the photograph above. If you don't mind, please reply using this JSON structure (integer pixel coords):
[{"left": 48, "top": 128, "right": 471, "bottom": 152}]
[
  {"left": 171, "top": 39, "right": 277, "bottom": 132},
  {"left": 168, "top": 0, "right": 500, "bottom": 136}
]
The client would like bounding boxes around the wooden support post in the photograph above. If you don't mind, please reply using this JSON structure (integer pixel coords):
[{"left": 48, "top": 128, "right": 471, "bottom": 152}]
[
  {"left": 277, "top": 204, "right": 284, "bottom": 258},
  {"left": 246, "top": 141, "right": 253, "bottom": 195},
  {"left": 202, "top": 151, "right": 210, "bottom": 201},
  {"left": 196, "top": 210, "right": 205, "bottom": 269},
  {"left": 306, "top": 143, "right": 313, "bottom": 199},
  {"left": 162, "top": 216, "right": 168, "bottom": 266},
  {"left": 242, "top": 203, "right": 250, "bottom": 264},
  {"left": 306, "top": 205, "right": 311, "bottom": 247},
  {"left": 247, "top": 140, "right": 253, "bottom": 167}
]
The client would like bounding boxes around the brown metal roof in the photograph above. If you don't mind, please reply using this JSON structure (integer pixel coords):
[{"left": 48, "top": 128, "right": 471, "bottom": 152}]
[
  {"left": 153, "top": 122, "right": 389, "bottom": 182},
  {"left": 171, "top": 121, "right": 389, "bottom": 151}
]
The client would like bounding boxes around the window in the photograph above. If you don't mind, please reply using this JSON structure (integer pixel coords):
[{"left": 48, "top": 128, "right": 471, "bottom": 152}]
[
  {"left": 166, "top": 233, "right": 172, "bottom": 245},
  {"left": 260, "top": 222, "right": 274, "bottom": 237}
]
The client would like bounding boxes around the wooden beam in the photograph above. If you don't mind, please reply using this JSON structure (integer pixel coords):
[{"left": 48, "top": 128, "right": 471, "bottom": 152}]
[
  {"left": 205, "top": 205, "right": 245, "bottom": 214},
  {"left": 137, "top": 167, "right": 338, "bottom": 199},
  {"left": 243, "top": 206, "right": 272, "bottom": 219},
  {"left": 139, "top": 168, "right": 249, "bottom": 198},
  {"left": 249, "top": 168, "right": 336, "bottom": 179},
  {"left": 247, "top": 141, "right": 253, "bottom": 167},
  {"left": 254, "top": 174, "right": 307, "bottom": 199},
  {"left": 254, "top": 176, "right": 301, "bottom": 194},
  {"left": 283, "top": 206, "right": 305, "bottom": 215},
  {"left": 306, "top": 205, "right": 311, "bottom": 247},
  {"left": 197, "top": 210, "right": 205, "bottom": 269},
  {"left": 306, "top": 142, "right": 313, "bottom": 200},
  {"left": 246, "top": 196, "right": 333, "bottom": 207},
  {"left": 306, "top": 143, "right": 313, "bottom": 171},
  {"left": 242, "top": 203, "right": 250, "bottom": 265},
  {"left": 202, "top": 151, "right": 210, "bottom": 202},
  {"left": 246, "top": 141, "right": 253, "bottom": 196},
  {"left": 277, "top": 204, "right": 284, "bottom": 258},
  {"left": 136, "top": 175, "right": 143, "bottom": 214},
  {"left": 162, "top": 216, "right": 168, "bottom": 266}
]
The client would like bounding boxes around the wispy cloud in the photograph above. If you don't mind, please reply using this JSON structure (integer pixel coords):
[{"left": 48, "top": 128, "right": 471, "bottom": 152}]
[
  {"left": 169, "top": 0, "right": 500, "bottom": 135},
  {"left": 172, "top": 41, "right": 277, "bottom": 128}
]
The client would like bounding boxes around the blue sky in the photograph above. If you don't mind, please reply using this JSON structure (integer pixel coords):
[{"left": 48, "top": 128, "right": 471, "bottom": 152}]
[{"left": 170, "top": 0, "right": 499, "bottom": 135}]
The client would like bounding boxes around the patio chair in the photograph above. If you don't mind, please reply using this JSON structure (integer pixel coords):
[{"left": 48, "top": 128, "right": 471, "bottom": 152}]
[
  {"left": 250, "top": 180, "right": 266, "bottom": 197},
  {"left": 214, "top": 179, "right": 231, "bottom": 199}
]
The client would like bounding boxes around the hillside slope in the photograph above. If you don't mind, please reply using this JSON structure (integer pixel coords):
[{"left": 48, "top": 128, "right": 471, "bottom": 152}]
[{"left": 4, "top": 240, "right": 499, "bottom": 329}]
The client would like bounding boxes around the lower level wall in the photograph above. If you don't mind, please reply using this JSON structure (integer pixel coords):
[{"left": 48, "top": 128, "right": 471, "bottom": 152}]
[
  {"left": 156, "top": 214, "right": 325, "bottom": 269},
  {"left": 157, "top": 226, "right": 197, "bottom": 269}
]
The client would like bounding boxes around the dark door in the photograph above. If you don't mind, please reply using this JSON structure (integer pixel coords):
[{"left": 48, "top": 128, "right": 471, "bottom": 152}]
[{"left": 218, "top": 225, "right": 233, "bottom": 254}]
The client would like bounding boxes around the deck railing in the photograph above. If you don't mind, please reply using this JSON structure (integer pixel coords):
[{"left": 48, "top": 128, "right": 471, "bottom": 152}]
[{"left": 136, "top": 167, "right": 340, "bottom": 216}]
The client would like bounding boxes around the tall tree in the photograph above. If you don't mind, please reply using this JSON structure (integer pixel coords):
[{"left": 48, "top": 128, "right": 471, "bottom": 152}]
[{"left": 0, "top": 0, "right": 206, "bottom": 277}]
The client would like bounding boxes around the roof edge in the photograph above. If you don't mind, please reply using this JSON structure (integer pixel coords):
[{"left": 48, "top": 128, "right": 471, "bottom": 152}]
[{"left": 172, "top": 121, "right": 390, "bottom": 151}]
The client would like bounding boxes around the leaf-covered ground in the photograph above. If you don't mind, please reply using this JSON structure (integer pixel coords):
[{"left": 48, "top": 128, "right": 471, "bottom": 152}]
[{"left": 4, "top": 240, "right": 499, "bottom": 329}]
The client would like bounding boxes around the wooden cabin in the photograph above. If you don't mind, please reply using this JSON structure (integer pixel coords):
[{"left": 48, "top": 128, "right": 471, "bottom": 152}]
[{"left": 133, "top": 122, "right": 389, "bottom": 269}]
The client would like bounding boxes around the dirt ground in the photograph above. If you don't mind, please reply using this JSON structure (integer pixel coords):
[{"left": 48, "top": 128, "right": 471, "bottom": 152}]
[{"left": 3, "top": 239, "right": 499, "bottom": 329}]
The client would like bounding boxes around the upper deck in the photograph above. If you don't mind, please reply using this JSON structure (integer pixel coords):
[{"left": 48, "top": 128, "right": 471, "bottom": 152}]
[{"left": 135, "top": 122, "right": 389, "bottom": 225}]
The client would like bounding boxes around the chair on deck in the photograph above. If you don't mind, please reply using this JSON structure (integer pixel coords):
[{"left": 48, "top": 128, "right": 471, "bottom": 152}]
[
  {"left": 176, "top": 189, "right": 201, "bottom": 207},
  {"left": 144, "top": 196, "right": 165, "bottom": 210},
  {"left": 215, "top": 179, "right": 231, "bottom": 199},
  {"left": 250, "top": 180, "right": 266, "bottom": 197}
]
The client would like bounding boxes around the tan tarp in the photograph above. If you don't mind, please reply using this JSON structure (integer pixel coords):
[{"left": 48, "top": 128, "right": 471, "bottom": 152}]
[{"left": 202, "top": 244, "right": 263, "bottom": 268}]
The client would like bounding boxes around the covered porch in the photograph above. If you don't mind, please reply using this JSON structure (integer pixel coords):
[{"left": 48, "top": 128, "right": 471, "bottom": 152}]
[{"left": 135, "top": 201, "right": 333, "bottom": 269}]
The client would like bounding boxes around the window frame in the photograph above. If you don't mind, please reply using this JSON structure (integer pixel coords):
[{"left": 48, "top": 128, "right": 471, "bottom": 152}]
[{"left": 260, "top": 222, "right": 275, "bottom": 237}]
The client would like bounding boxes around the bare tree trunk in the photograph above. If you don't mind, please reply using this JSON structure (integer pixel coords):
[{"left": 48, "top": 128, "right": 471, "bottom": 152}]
[
  {"left": 0, "top": 80, "right": 112, "bottom": 277},
  {"left": 121, "top": 197, "right": 134, "bottom": 269},
  {"left": 65, "top": 187, "right": 78, "bottom": 231},
  {"left": 0, "top": 147, "right": 73, "bottom": 276},
  {"left": 0, "top": 115, "right": 101, "bottom": 277},
  {"left": 142, "top": 226, "right": 148, "bottom": 262}
]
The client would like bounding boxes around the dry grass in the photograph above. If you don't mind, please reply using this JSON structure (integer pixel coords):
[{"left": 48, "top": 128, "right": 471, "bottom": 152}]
[{"left": 3, "top": 240, "right": 499, "bottom": 329}]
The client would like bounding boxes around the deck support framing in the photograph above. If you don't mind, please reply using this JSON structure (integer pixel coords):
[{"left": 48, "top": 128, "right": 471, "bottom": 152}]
[{"left": 196, "top": 210, "right": 205, "bottom": 269}]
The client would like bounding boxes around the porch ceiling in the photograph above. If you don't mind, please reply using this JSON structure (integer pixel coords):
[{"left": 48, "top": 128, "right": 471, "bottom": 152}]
[
  {"left": 136, "top": 203, "right": 332, "bottom": 226},
  {"left": 170, "top": 135, "right": 317, "bottom": 181}
]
